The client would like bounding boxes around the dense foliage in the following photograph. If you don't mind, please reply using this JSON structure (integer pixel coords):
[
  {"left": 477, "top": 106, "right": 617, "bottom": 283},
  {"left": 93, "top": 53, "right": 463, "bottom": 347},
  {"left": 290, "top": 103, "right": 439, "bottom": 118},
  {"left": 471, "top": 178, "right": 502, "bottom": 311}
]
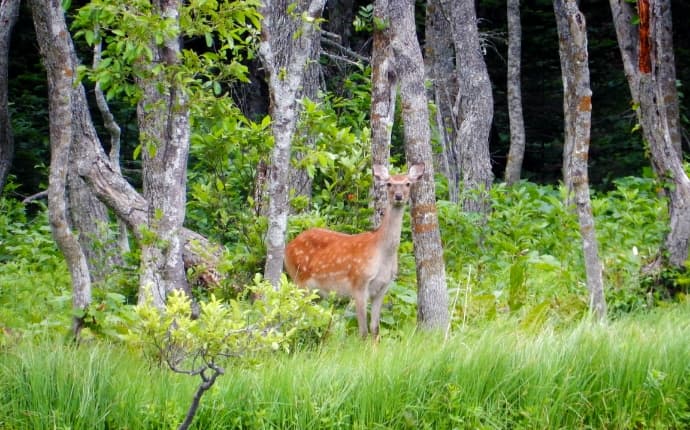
[{"left": 0, "top": 168, "right": 681, "bottom": 342}]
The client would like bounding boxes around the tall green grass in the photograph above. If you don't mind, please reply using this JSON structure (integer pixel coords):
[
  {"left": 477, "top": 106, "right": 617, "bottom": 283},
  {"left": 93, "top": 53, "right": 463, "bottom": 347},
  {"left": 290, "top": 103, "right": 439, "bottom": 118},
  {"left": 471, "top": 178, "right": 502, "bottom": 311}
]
[{"left": 2, "top": 304, "right": 689, "bottom": 429}]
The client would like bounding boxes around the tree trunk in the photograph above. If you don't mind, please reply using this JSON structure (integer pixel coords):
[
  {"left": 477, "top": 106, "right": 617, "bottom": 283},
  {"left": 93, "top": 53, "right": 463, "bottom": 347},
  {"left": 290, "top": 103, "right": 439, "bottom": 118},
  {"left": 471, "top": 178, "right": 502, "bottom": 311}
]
[
  {"left": 389, "top": 0, "right": 449, "bottom": 331},
  {"left": 424, "top": 0, "right": 459, "bottom": 202},
  {"left": 135, "top": 0, "right": 191, "bottom": 307},
  {"left": 553, "top": 0, "right": 573, "bottom": 194},
  {"left": 440, "top": 0, "right": 494, "bottom": 214},
  {"left": 30, "top": 0, "right": 92, "bottom": 337},
  {"left": 260, "top": 0, "right": 327, "bottom": 286},
  {"left": 325, "top": 0, "right": 354, "bottom": 48},
  {"left": 0, "top": 0, "right": 19, "bottom": 194},
  {"left": 504, "top": 0, "right": 526, "bottom": 185},
  {"left": 370, "top": 0, "right": 396, "bottom": 224},
  {"left": 555, "top": 0, "right": 606, "bottom": 320},
  {"left": 609, "top": 0, "right": 690, "bottom": 269},
  {"left": 93, "top": 33, "right": 130, "bottom": 255},
  {"left": 289, "top": 25, "right": 322, "bottom": 207}
]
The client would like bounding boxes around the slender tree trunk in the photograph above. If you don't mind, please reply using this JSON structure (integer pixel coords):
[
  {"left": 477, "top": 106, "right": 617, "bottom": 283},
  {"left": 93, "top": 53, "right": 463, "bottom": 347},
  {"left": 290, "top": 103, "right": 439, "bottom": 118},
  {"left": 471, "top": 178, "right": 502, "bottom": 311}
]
[
  {"left": 389, "top": 0, "right": 449, "bottom": 331},
  {"left": 370, "top": 0, "right": 396, "bottom": 224},
  {"left": 260, "top": 0, "right": 327, "bottom": 286},
  {"left": 425, "top": 0, "right": 459, "bottom": 202},
  {"left": 609, "top": 0, "right": 690, "bottom": 269},
  {"left": 0, "top": 0, "right": 20, "bottom": 194},
  {"left": 289, "top": 26, "right": 322, "bottom": 207},
  {"left": 555, "top": 0, "right": 606, "bottom": 320},
  {"left": 440, "top": 0, "right": 494, "bottom": 214},
  {"left": 325, "top": 0, "right": 354, "bottom": 48},
  {"left": 93, "top": 32, "right": 129, "bottom": 255},
  {"left": 30, "top": 0, "right": 92, "bottom": 337},
  {"left": 504, "top": 0, "right": 526, "bottom": 185},
  {"left": 135, "top": 0, "right": 191, "bottom": 307}
]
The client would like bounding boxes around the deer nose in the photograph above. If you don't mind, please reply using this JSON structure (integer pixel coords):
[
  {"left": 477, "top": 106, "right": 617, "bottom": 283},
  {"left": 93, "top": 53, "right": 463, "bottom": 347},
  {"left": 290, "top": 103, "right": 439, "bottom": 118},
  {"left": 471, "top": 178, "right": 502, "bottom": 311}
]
[{"left": 394, "top": 193, "right": 404, "bottom": 201}]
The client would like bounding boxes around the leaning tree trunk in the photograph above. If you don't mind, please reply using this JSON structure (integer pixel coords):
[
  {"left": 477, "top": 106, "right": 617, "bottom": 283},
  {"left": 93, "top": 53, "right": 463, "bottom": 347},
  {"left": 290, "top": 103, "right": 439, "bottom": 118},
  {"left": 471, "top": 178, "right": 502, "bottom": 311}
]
[
  {"left": 370, "top": 0, "right": 397, "bottom": 225},
  {"left": 135, "top": 0, "right": 191, "bottom": 308},
  {"left": 30, "top": 0, "right": 92, "bottom": 337},
  {"left": 555, "top": 0, "right": 606, "bottom": 320},
  {"left": 504, "top": 0, "right": 526, "bottom": 185},
  {"left": 260, "top": 0, "right": 327, "bottom": 286},
  {"left": 0, "top": 0, "right": 20, "bottom": 194},
  {"left": 440, "top": 0, "right": 494, "bottom": 215},
  {"left": 609, "top": 0, "right": 690, "bottom": 269},
  {"left": 424, "top": 0, "right": 459, "bottom": 202},
  {"left": 389, "top": 0, "right": 449, "bottom": 331}
]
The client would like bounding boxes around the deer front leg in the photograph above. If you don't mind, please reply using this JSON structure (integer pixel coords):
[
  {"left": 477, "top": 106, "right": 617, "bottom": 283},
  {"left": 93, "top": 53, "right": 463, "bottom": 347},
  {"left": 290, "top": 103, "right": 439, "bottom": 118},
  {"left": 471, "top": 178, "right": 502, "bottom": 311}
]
[
  {"left": 369, "top": 287, "right": 388, "bottom": 341},
  {"left": 353, "top": 291, "right": 369, "bottom": 338}
]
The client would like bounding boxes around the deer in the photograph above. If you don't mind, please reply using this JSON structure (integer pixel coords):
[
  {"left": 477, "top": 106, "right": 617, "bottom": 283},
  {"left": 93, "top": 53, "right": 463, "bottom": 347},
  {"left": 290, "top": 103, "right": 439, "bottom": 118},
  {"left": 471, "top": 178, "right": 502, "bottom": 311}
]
[{"left": 284, "top": 163, "right": 425, "bottom": 339}]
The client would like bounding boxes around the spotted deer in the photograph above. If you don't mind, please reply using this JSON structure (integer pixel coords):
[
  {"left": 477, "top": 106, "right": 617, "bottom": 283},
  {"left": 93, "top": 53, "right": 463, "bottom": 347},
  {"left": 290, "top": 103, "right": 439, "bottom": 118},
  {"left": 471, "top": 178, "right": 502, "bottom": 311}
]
[{"left": 284, "top": 163, "right": 425, "bottom": 338}]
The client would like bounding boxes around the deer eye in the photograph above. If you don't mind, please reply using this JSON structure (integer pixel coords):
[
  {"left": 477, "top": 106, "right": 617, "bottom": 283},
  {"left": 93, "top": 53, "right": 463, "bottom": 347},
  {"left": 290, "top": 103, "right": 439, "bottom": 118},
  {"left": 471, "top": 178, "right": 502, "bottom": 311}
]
[
  {"left": 405, "top": 182, "right": 411, "bottom": 187},
  {"left": 386, "top": 183, "right": 392, "bottom": 188}
]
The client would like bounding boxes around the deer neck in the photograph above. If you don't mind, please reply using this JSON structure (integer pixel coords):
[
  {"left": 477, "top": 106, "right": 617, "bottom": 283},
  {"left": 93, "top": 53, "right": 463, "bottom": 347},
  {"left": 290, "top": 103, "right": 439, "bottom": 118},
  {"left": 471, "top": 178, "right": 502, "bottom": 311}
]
[{"left": 375, "top": 205, "right": 406, "bottom": 257}]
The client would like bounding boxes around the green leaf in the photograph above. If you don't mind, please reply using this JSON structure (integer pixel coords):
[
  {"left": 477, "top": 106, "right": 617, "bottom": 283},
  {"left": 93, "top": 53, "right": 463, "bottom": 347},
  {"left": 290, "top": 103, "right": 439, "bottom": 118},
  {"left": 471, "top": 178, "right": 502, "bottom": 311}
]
[{"left": 132, "top": 144, "right": 142, "bottom": 160}]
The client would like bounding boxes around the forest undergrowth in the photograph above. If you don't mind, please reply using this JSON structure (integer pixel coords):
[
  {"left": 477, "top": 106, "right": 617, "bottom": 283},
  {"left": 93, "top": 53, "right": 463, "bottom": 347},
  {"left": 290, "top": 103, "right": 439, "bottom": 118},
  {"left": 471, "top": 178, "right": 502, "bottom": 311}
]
[{"left": 1, "top": 176, "right": 689, "bottom": 428}]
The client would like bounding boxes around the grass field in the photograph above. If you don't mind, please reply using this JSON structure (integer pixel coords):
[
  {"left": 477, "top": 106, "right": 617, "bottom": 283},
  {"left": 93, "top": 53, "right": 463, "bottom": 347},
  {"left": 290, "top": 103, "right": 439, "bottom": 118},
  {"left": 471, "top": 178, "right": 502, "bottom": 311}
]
[{"left": 2, "top": 303, "right": 689, "bottom": 429}]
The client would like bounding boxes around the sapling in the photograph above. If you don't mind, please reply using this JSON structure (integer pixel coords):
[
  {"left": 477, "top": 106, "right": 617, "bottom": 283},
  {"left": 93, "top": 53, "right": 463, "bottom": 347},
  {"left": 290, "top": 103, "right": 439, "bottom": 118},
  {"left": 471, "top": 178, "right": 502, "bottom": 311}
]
[{"left": 130, "top": 275, "right": 331, "bottom": 430}]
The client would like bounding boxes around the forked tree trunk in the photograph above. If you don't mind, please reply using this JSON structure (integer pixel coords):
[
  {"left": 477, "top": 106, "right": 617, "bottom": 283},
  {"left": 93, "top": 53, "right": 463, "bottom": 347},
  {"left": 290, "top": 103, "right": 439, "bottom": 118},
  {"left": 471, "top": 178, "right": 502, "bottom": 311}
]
[
  {"left": 504, "top": 0, "right": 526, "bottom": 185},
  {"left": 260, "top": 0, "right": 327, "bottom": 286},
  {"left": 30, "top": 0, "right": 92, "bottom": 337},
  {"left": 554, "top": 0, "right": 606, "bottom": 320},
  {"left": 389, "top": 0, "right": 449, "bottom": 330},
  {"left": 0, "top": 0, "right": 20, "bottom": 194},
  {"left": 609, "top": 0, "right": 690, "bottom": 269}
]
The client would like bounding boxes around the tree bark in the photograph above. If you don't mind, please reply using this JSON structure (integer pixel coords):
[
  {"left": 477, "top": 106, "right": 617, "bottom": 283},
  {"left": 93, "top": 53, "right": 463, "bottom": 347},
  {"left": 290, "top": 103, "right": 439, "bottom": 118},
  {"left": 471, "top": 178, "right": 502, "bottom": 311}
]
[
  {"left": 609, "top": 0, "right": 690, "bottom": 269},
  {"left": 424, "top": 0, "right": 459, "bottom": 202},
  {"left": 555, "top": 0, "right": 606, "bottom": 320},
  {"left": 440, "top": 0, "right": 494, "bottom": 214},
  {"left": 93, "top": 32, "right": 130, "bottom": 255},
  {"left": 370, "top": 0, "right": 396, "bottom": 224},
  {"left": 135, "top": 0, "right": 191, "bottom": 307},
  {"left": 260, "top": 0, "right": 327, "bottom": 286},
  {"left": 325, "top": 0, "right": 354, "bottom": 48},
  {"left": 553, "top": 0, "right": 574, "bottom": 194},
  {"left": 289, "top": 18, "right": 322, "bottom": 208},
  {"left": 504, "top": 0, "right": 526, "bottom": 185},
  {"left": 389, "top": 0, "right": 449, "bottom": 331},
  {"left": 30, "top": 0, "right": 92, "bottom": 337},
  {"left": 0, "top": 0, "right": 20, "bottom": 194}
]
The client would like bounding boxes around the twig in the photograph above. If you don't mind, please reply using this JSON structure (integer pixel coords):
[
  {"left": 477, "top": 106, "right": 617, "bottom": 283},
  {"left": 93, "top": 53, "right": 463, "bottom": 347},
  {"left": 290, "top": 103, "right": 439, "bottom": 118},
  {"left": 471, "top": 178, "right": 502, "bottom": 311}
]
[{"left": 22, "top": 190, "right": 48, "bottom": 204}]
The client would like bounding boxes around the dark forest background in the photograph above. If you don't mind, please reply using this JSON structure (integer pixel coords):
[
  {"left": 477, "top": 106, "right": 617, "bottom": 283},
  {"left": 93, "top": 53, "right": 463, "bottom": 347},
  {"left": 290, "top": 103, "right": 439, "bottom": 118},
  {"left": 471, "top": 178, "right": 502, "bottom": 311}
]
[{"left": 6, "top": 0, "right": 690, "bottom": 199}]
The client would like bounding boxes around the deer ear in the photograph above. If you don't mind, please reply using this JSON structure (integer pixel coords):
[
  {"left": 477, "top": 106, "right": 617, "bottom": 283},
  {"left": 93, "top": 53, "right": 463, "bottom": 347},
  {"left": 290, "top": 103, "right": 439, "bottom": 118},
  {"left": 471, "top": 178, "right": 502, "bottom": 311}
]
[
  {"left": 373, "top": 164, "right": 389, "bottom": 182},
  {"left": 408, "top": 163, "right": 425, "bottom": 182}
]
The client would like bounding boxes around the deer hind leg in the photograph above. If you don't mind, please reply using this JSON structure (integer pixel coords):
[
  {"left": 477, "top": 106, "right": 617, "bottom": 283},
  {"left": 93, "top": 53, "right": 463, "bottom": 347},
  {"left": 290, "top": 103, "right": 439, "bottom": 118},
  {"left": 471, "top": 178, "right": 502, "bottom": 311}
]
[{"left": 352, "top": 290, "right": 369, "bottom": 338}]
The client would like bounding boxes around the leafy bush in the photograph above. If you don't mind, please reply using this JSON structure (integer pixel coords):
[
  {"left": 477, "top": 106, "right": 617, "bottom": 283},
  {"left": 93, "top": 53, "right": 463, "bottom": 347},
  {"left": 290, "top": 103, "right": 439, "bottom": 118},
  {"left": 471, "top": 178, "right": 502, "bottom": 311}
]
[{"left": 0, "top": 195, "right": 72, "bottom": 342}]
